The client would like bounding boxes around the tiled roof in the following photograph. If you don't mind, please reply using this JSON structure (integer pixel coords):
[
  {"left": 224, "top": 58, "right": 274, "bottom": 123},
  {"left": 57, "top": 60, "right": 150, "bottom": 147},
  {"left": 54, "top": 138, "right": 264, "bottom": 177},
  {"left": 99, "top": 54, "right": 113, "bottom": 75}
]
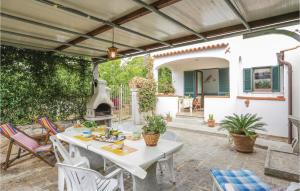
[{"left": 153, "top": 43, "right": 229, "bottom": 58}]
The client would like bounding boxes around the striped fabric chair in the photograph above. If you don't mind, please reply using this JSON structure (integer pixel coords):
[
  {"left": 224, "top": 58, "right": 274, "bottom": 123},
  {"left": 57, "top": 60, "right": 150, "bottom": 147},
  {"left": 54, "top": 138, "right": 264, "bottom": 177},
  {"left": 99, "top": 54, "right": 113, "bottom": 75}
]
[
  {"left": 38, "top": 117, "right": 65, "bottom": 142},
  {"left": 210, "top": 168, "right": 270, "bottom": 191},
  {"left": 38, "top": 117, "right": 61, "bottom": 135},
  {"left": 0, "top": 123, "right": 54, "bottom": 170}
]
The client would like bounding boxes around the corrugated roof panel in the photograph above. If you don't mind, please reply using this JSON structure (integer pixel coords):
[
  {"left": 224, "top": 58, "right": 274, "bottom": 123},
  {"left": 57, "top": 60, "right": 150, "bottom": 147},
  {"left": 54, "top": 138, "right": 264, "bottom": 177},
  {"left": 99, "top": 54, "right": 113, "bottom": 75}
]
[
  {"left": 121, "top": 12, "right": 190, "bottom": 41},
  {"left": 94, "top": 28, "right": 158, "bottom": 48},
  {"left": 51, "top": 0, "right": 156, "bottom": 21},
  {"left": 1, "top": 0, "right": 100, "bottom": 33},
  {"left": 78, "top": 38, "right": 128, "bottom": 52},
  {"left": 1, "top": 33, "right": 61, "bottom": 49},
  {"left": 0, "top": 16, "right": 76, "bottom": 42},
  {"left": 161, "top": 0, "right": 241, "bottom": 32},
  {"left": 234, "top": 0, "right": 299, "bottom": 22},
  {"left": 64, "top": 46, "right": 106, "bottom": 57}
]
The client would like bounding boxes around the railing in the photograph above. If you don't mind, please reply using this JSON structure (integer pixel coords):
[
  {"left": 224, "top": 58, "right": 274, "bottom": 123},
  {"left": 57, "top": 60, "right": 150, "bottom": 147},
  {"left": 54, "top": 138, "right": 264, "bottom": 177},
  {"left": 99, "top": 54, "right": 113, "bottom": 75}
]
[{"left": 109, "top": 85, "right": 132, "bottom": 125}]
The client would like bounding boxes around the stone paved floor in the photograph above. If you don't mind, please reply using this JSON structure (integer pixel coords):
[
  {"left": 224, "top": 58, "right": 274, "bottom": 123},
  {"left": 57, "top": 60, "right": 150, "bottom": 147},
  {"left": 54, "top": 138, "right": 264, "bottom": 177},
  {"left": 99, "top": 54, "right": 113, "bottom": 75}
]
[{"left": 0, "top": 128, "right": 290, "bottom": 191}]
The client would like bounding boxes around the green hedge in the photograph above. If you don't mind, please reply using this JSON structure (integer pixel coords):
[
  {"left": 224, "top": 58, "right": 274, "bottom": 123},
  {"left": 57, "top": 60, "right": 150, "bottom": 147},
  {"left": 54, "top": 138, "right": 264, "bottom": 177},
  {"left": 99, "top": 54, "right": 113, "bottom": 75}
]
[{"left": 0, "top": 45, "right": 92, "bottom": 125}]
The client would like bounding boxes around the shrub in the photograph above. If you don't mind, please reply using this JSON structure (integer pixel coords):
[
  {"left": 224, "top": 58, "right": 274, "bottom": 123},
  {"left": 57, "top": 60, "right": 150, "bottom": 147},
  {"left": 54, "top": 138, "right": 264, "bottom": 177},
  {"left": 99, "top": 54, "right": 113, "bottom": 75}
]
[
  {"left": 0, "top": 45, "right": 92, "bottom": 124},
  {"left": 219, "top": 113, "right": 266, "bottom": 137},
  {"left": 138, "top": 79, "right": 157, "bottom": 113},
  {"left": 158, "top": 83, "right": 175, "bottom": 94}
]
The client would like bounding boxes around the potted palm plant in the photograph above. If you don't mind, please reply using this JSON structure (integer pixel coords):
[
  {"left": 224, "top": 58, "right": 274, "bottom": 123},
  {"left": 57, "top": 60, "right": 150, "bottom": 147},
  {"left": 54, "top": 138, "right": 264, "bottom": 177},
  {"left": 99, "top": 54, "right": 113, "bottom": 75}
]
[
  {"left": 220, "top": 113, "right": 266, "bottom": 153},
  {"left": 208, "top": 114, "right": 215, "bottom": 127},
  {"left": 142, "top": 115, "right": 167, "bottom": 146}
]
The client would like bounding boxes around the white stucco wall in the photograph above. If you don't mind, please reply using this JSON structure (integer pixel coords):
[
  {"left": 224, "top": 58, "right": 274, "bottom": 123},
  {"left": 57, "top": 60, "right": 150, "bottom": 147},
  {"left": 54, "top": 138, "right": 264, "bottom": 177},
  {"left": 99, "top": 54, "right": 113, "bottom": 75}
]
[
  {"left": 153, "top": 25, "right": 300, "bottom": 138},
  {"left": 156, "top": 96, "right": 178, "bottom": 119}
]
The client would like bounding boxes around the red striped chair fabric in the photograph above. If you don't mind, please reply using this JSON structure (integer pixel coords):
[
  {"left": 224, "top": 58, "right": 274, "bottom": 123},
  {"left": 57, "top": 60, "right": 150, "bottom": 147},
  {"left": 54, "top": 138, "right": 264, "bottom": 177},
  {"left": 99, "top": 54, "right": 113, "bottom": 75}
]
[
  {"left": 0, "top": 123, "right": 17, "bottom": 138},
  {"left": 38, "top": 117, "right": 60, "bottom": 135},
  {"left": 11, "top": 132, "right": 52, "bottom": 153}
]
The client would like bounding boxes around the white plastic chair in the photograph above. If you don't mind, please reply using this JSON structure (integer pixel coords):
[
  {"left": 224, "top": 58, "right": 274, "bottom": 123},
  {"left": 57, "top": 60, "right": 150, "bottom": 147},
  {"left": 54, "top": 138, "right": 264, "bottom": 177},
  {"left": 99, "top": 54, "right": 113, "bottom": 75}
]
[
  {"left": 57, "top": 163, "right": 124, "bottom": 191},
  {"left": 158, "top": 131, "right": 181, "bottom": 184},
  {"left": 50, "top": 135, "right": 90, "bottom": 191}
]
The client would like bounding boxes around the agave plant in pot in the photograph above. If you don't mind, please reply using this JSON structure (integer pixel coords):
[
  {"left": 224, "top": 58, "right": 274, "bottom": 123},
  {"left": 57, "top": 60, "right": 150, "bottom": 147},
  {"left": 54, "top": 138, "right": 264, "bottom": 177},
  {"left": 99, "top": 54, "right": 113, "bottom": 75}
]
[
  {"left": 142, "top": 115, "right": 167, "bottom": 146},
  {"left": 220, "top": 113, "right": 266, "bottom": 153}
]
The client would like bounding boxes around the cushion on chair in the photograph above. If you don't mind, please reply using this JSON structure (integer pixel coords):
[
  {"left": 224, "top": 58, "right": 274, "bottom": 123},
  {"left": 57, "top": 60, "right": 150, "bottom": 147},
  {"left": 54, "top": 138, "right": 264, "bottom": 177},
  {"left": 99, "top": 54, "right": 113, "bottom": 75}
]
[
  {"left": 12, "top": 132, "right": 40, "bottom": 152},
  {"left": 211, "top": 169, "right": 270, "bottom": 191},
  {"left": 38, "top": 117, "right": 60, "bottom": 134},
  {"left": 0, "top": 123, "right": 17, "bottom": 138}
]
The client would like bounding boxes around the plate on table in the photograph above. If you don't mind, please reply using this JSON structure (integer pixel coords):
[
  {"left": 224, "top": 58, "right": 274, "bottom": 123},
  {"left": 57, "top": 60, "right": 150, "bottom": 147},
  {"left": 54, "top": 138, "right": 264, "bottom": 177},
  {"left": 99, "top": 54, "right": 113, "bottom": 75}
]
[{"left": 95, "top": 135, "right": 126, "bottom": 143}]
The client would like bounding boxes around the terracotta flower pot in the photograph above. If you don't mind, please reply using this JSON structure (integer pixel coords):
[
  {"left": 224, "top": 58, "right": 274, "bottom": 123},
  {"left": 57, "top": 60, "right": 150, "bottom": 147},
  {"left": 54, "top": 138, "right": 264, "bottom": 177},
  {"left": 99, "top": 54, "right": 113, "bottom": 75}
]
[
  {"left": 207, "top": 119, "right": 215, "bottom": 127},
  {"left": 166, "top": 117, "right": 172, "bottom": 122},
  {"left": 231, "top": 133, "right": 257, "bottom": 153},
  {"left": 143, "top": 133, "right": 160, "bottom": 146}
]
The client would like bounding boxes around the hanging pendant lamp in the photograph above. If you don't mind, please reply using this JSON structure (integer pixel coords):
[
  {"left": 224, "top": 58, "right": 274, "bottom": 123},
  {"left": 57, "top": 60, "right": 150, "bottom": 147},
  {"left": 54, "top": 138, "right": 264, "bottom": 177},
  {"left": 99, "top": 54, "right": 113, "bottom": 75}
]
[{"left": 107, "top": 28, "right": 118, "bottom": 59}]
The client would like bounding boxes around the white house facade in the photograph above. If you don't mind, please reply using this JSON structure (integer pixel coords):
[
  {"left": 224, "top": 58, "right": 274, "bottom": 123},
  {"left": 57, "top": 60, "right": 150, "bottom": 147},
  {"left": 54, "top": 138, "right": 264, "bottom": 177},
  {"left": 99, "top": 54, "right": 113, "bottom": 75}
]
[{"left": 152, "top": 25, "right": 300, "bottom": 140}]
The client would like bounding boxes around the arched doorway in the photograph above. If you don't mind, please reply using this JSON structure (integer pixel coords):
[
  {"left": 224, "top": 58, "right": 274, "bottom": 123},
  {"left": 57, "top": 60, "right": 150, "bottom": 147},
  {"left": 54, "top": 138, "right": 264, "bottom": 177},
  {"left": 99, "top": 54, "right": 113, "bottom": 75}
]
[{"left": 156, "top": 57, "right": 230, "bottom": 117}]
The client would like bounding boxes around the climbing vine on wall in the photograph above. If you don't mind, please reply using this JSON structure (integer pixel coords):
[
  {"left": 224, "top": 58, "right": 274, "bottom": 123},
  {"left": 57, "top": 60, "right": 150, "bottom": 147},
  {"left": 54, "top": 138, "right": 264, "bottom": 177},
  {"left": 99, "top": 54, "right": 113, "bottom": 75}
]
[{"left": 0, "top": 45, "right": 92, "bottom": 125}]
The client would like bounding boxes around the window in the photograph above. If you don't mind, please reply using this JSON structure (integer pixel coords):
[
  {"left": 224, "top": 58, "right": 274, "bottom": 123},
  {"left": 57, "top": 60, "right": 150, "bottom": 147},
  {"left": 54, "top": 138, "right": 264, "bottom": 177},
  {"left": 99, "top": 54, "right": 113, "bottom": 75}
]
[
  {"left": 253, "top": 67, "right": 272, "bottom": 92},
  {"left": 243, "top": 66, "right": 280, "bottom": 93}
]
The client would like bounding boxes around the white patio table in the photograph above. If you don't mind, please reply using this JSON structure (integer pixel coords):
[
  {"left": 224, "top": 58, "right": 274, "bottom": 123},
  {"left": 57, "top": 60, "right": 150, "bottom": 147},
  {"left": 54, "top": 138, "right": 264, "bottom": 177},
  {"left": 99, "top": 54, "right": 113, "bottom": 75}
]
[{"left": 57, "top": 127, "right": 183, "bottom": 191}]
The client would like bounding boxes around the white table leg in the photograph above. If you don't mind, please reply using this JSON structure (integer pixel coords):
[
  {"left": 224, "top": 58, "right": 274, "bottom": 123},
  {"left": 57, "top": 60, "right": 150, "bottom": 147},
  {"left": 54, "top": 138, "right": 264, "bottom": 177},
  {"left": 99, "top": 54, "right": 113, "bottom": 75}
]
[
  {"left": 132, "top": 162, "right": 160, "bottom": 191},
  {"left": 167, "top": 155, "right": 175, "bottom": 184},
  {"left": 58, "top": 167, "right": 64, "bottom": 191}
]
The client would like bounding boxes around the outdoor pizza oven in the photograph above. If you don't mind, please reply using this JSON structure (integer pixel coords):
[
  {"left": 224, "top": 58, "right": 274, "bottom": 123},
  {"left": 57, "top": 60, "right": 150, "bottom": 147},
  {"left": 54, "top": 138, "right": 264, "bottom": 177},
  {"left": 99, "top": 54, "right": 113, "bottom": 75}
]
[
  {"left": 95, "top": 103, "right": 111, "bottom": 116},
  {"left": 85, "top": 79, "right": 113, "bottom": 125}
]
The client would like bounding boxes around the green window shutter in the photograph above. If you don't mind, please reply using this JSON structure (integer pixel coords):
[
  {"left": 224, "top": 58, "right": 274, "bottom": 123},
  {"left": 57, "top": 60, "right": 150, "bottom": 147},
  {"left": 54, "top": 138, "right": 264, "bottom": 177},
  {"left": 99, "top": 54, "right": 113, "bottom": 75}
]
[
  {"left": 184, "top": 71, "right": 196, "bottom": 97},
  {"left": 218, "top": 68, "right": 229, "bottom": 95},
  {"left": 243, "top": 68, "right": 252, "bottom": 92},
  {"left": 272, "top": 65, "right": 280, "bottom": 92}
]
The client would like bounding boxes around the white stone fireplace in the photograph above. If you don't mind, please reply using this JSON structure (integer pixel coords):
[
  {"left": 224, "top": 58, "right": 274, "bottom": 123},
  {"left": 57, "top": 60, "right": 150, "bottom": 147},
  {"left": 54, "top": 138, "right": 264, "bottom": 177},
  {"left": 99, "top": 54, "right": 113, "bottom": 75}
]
[{"left": 85, "top": 64, "right": 113, "bottom": 126}]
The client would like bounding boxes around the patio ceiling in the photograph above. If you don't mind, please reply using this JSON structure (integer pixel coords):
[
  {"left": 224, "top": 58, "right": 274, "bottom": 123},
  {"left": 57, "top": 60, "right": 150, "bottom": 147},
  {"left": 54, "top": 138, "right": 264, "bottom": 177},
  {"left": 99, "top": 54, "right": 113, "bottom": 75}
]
[{"left": 0, "top": 0, "right": 299, "bottom": 63}]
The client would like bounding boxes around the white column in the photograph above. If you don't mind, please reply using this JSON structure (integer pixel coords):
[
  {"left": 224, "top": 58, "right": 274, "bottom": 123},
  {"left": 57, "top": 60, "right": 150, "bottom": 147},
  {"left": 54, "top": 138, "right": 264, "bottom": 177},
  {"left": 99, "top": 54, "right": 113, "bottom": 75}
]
[
  {"left": 131, "top": 88, "right": 141, "bottom": 125},
  {"left": 153, "top": 68, "right": 159, "bottom": 82}
]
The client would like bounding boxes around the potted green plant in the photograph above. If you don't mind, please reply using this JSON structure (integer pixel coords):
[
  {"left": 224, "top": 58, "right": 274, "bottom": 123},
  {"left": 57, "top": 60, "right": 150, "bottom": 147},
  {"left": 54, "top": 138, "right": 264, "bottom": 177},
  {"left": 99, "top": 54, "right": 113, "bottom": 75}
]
[
  {"left": 208, "top": 114, "right": 215, "bottom": 127},
  {"left": 82, "top": 120, "right": 97, "bottom": 131},
  {"left": 220, "top": 113, "right": 266, "bottom": 153},
  {"left": 142, "top": 115, "right": 167, "bottom": 146},
  {"left": 165, "top": 112, "right": 172, "bottom": 122}
]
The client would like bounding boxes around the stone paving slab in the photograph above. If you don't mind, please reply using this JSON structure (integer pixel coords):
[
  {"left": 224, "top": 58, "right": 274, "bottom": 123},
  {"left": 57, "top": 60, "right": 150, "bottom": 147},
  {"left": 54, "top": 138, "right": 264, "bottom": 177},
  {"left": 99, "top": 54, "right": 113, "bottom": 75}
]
[
  {"left": 167, "top": 121, "right": 292, "bottom": 152},
  {"left": 0, "top": 128, "right": 290, "bottom": 191},
  {"left": 265, "top": 149, "right": 300, "bottom": 182}
]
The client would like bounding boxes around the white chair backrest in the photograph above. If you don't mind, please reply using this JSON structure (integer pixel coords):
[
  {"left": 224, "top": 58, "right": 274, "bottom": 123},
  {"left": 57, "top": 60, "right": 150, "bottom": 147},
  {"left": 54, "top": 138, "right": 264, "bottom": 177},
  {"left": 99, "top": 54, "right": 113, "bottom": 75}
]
[
  {"left": 50, "top": 135, "right": 71, "bottom": 164},
  {"left": 161, "top": 131, "right": 180, "bottom": 142},
  {"left": 57, "top": 163, "right": 108, "bottom": 191},
  {"left": 50, "top": 135, "right": 90, "bottom": 168}
]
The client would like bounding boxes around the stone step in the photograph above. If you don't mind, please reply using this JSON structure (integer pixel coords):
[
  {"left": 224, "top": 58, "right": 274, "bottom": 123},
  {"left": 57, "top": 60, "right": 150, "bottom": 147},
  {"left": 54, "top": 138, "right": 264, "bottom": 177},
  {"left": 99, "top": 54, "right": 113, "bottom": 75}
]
[
  {"left": 172, "top": 117, "right": 204, "bottom": 125},
  {"left": 167, "top": 122, "right": 226, "bottom": 137},
  {"left": 176, "top": 114, "right": 204, "bottom": 119}
]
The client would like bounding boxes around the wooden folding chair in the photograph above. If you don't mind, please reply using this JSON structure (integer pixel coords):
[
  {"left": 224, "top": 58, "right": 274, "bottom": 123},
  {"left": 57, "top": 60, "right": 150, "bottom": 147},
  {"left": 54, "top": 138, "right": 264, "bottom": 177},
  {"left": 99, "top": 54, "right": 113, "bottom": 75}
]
[
  {"left": 38, "top": 117, "right": 65, "bottom": 143},
  {"left": 0, "top": 123, "right": 54, "bottom": 170}
]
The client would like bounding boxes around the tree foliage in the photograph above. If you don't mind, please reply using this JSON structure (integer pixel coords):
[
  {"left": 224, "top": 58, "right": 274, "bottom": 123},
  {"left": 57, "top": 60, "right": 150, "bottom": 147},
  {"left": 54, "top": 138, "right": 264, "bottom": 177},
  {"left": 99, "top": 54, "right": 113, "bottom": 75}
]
[
  {"left": 158, "top": 67, "right": 174, "bottom": 94},
  {"left": 0, "top": 45, "right": 92, "bottom": 124},
  {"left": 98, "top": 57, "right": 148, "bottom": 88}
]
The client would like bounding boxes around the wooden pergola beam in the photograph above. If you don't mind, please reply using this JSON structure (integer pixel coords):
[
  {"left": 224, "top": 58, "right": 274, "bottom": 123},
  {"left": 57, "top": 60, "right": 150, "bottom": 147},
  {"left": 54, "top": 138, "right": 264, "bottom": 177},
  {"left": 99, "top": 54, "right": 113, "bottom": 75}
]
[{"left": 52, "top": 0, "right": 181, "bottom": 51}]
